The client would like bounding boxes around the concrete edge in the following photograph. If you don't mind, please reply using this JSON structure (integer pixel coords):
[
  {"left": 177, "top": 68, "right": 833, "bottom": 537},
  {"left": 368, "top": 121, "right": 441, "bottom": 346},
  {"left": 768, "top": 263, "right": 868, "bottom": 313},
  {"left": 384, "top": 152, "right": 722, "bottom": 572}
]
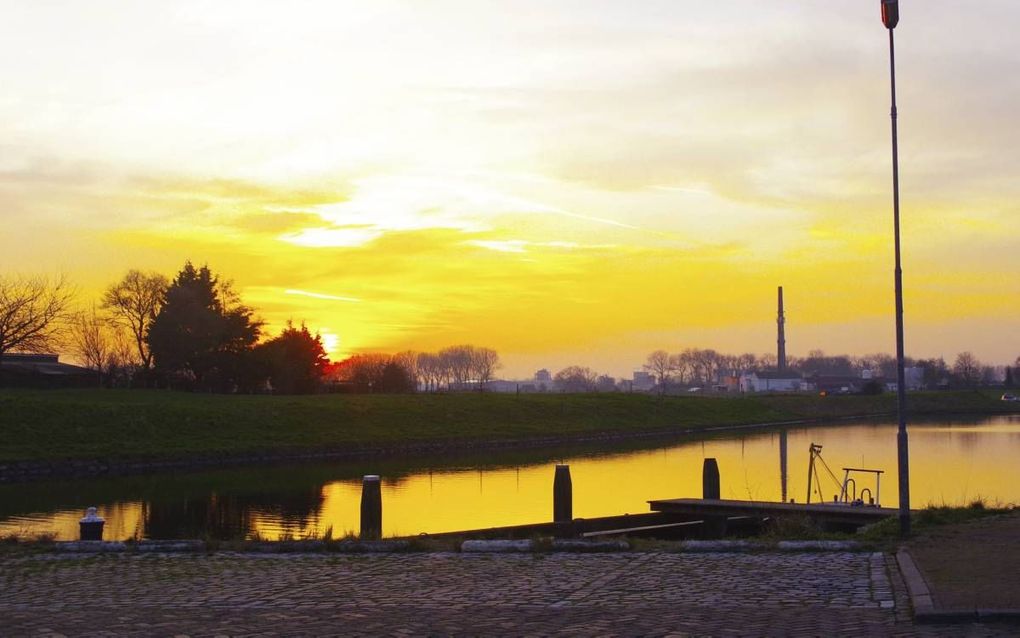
[
  {"left": 895, "top": 548, "right": 935, "bottom": 615},
  {"left": 461, "top": 540, "right": 534, "bottom": 553},
  {"left": 39, "top": 538, "right": 873, "bottom": 556},
  {"left": 49, "top": 539, "right": 415, "bottom": 554},
  {"left": 680, "top": 540, "right": 757, "bottom": 552},
  {"left": 776, "top": 540, "right": 862, "bottom": 552}
]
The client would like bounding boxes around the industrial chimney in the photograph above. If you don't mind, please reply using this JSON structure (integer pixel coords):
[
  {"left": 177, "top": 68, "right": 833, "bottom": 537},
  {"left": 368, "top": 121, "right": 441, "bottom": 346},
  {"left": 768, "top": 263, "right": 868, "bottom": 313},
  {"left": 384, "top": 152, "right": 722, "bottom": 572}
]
[{"left": 777, "top": 286, "right": 787, "bottom": 370}]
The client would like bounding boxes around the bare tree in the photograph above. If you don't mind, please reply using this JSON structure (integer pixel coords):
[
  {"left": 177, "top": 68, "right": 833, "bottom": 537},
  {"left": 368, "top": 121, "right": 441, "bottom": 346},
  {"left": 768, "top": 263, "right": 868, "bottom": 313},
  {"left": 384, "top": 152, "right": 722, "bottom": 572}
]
[
  {"left": 470, "top": 347, "right": 501, "bottom": 390},
  {"left": 392, "top": 350, "right": 420, "bottom": 390},
  {"left": 439, "top": 345, "right": 475, "bottom": 389},
  {"left": 416, "top": 352, "right": 440, "bottom": 392},
  {"left": 643, "top": 350, "right": 673, "bottom": 394},
  {"left": 102, "top": 270, "right": 168, "bottom": 370},
  {"left": 952, "top": 351, "right": 981, "bottom": 387},
  {"left": 554, "top": 366, "right": 598, "bottom": 392},
  {"left": 0, "top": 274, "right": 74, "bottom": 359},
  {"left": 736, "top": 353, "right": 757, "bottom": 372},
  {"left": 595, "top": 374, "right": 617, "bottom": 392},
  {"left": 671, "top": 351, "right": 693, "bottom": 384}
]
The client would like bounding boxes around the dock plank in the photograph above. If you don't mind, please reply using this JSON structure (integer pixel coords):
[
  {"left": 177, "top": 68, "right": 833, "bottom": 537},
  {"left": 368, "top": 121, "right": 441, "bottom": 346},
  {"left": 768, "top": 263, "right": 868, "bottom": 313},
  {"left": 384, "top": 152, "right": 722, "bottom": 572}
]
[{"left": 648, "top": 498, "right": 899, "bottom": 527}]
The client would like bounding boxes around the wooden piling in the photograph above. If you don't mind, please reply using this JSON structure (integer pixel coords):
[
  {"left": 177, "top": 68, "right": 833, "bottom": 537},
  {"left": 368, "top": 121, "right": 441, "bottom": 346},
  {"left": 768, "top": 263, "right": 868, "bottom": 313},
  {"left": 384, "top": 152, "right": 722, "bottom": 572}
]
[
  {"left": 701, "top": 459, "right": 726, "bottom": 538},
  {"left": 553, "top": 464, "right": 572, "bottom": 523},
  {"left": 702, "top": 458, "right": 721, "bottom": 500},
  {"left": 360, "top": 475, "right": 382, "bottom": 540}
]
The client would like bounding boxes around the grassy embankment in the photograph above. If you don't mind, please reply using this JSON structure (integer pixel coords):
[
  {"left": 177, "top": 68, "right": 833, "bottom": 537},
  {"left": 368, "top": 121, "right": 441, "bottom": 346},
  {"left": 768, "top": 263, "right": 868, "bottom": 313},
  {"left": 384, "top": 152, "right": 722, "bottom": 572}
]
[{"left": 0, "top": 388, "right": 1014, "bottom": 463}]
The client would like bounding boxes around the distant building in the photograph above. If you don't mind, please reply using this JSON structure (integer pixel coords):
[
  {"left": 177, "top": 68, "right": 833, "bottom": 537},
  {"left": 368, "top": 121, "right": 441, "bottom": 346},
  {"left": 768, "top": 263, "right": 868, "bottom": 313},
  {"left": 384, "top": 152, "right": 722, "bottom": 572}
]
[
  {"left": 904, "top": 367, "right": 924, "bottom": 391},
  {"left": 0, "top": 353, "right": 96, "bottom": 389},
  {"left": 740, "top": 370, "right": 802, "bottom": 393},
  {"left": 535, "top": 369, "right": 552, "bottom": 384},
  {"left": 631, "top": 371, "right": 656, "bottom": 392},
  {"left": 716, "top": 369, "right": 741, "bottom": 393},
  {"left": 809, "top": 375, "right": 865, "bottom": 395}
]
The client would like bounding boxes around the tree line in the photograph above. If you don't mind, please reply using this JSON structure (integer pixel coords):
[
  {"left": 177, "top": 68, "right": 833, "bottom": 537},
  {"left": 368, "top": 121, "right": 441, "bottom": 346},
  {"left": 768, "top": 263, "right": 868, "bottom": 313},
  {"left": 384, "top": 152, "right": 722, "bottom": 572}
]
[
  {"left": 328, "top": 345, "right": 501, "bottom": 393},
  {"left": 0, "top": 266, "right": 504, "bottom": 395},
  {"left": 1, "top": 269, "right": 1017, "bottom": 394},
  {"left": 640, "top": 347, "right": 1018, "bottom": 392}
]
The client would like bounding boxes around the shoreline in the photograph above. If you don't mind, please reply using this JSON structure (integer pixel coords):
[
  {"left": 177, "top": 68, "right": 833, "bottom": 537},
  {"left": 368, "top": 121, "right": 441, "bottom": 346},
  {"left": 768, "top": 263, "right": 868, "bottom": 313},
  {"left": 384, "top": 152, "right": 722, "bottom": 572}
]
[{"left": 2, "top": 406, "right": 1011, "bottom": 484}]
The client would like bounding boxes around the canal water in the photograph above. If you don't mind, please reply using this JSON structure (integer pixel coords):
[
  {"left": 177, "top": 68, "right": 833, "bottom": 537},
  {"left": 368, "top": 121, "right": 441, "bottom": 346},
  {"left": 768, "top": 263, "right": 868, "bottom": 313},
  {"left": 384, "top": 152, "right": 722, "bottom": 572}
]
[{"left": 2, "top": 415, "right": 1018, "bottom": 540}]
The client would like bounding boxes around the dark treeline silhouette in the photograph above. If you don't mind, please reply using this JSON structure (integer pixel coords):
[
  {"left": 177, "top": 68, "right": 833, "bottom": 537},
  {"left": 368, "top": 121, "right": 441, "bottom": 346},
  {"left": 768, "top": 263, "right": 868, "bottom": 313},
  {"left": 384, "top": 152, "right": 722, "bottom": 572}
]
[
  {"left": 56, "top": 262, "right": 503, "bottom": 394},
  {"left": 2, "top": 269, "right": 1017, "bottom": 394},
  {"left": 633, "top": 347, "right": 1014, "bottom": 393},
  {"left": 327, "top": 345, "right": 502, "bottom": 393},
  {"left": 50, "top": 262, "right": 328, "bottom": 394}
]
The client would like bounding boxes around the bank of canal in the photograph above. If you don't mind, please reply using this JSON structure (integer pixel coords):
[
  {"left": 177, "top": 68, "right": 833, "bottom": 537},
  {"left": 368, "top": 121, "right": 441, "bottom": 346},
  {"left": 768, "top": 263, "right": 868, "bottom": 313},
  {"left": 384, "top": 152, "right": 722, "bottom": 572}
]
[{"left": 2, "top": 415, "right": 1017, "bottom": 540}]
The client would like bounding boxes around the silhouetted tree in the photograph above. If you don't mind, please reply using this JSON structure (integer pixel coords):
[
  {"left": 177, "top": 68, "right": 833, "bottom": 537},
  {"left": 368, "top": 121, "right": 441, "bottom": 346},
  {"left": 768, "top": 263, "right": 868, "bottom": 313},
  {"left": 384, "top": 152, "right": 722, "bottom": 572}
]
[
  {"left": 334, "top": 351, "right": 397, "bottom": 389},
  {"left": 439, "top": 345, "right": 474, "bottom": 388},
  {"left": 799, "top": 350, "right": 853, "bottom": 377},
  {"left": 595, "top": 374, "right": 618, "bottom": 392},
  {"left": 643, "top": 350, "right": 673, "bottom": 394},
  {"left": 0, "top": 273, "right": 73, "bottom": 359},
  {"left": 916, "top": 357, "right": 949, "bottom": 390},
  {"left": 102, "top": 269, "right": 168, "bottom": 372},
  {"left": 471, "top": 347, "right": 501, "bottom": 390},
  {"left": 377, "top": 361, "right": 416, "bottom": 393},
  {"left": 148, "top": 262, "right": 261, "bottom": 391},
  {"left": 554, "top": 366, "right": 598, "bottom": 392},
  {"left": 392, "top": 351, "right": 420, "bottom": 389},
  {"left": 257, "top": 321, "right": 329, "bottom": 394},
  {"left": 68, "top": 304, "right": 136, "bottom": 385},
  {"left": 952, "top": 352, "right": 981, "bottom": 387},
  {"left": 1006, "top": 366, "right": 1015, "bottom": 388}
]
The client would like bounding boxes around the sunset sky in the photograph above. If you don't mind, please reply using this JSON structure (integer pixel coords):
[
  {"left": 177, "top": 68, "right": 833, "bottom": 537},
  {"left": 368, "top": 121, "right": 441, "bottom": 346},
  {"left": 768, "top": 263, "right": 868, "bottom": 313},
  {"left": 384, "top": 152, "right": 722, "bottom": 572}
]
[{"left": 2, "top": 0, "right": 1018, "bottom": 377}]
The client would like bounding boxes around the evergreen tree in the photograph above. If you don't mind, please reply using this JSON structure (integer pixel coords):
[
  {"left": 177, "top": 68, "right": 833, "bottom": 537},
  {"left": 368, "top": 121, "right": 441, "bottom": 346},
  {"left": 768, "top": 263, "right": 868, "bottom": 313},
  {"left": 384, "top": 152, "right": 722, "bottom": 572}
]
[
  {"left": 148, "top": 262, "right": 261, "bottom": 391},
  {"left": 256, "top": 321, "right": 329, "bottom": 394}
]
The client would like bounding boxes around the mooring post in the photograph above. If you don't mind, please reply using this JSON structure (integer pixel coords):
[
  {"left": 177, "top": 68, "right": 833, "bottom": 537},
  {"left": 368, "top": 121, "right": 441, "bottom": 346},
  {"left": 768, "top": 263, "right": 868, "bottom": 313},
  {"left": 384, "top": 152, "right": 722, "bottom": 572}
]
[
  {"left": 701, "top": 458, "right": 727, "bottom": 538},
  {"left": 79, "top": 507, "right": 105, "bottom": 541},
  {"left": 553, "top": 464, "right": 572, "bottom": 523},
  {"left": 360, "top": 475, "right": 382, "bottom": 540},
  {"left": 703, "top": 458, "right": 720, "bottom": 500}
]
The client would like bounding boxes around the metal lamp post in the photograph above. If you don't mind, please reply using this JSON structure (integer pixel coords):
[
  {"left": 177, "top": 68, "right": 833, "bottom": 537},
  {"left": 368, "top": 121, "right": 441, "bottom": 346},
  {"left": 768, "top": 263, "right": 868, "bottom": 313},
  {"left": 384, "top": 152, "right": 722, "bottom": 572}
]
[{"left": 882, "top": 0, "right": 910, "bottom": 535}]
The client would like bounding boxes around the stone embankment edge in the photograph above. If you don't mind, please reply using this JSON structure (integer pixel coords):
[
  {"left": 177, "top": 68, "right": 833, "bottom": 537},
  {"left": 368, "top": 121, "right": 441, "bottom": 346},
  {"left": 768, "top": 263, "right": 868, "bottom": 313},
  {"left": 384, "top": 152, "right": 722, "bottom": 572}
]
[
  {"left": 896, "top": 548, "right": 1020, "bottom": 624},
  {"left": 0, "top": 413, "right": 895, "bottom": 483},
  {"left": 38, "top": 538, "right": 868, "bottom": 555}
]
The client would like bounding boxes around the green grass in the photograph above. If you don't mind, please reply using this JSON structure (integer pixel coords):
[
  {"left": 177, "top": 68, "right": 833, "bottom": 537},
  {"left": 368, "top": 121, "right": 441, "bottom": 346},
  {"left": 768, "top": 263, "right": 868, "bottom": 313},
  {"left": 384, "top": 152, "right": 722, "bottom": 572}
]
[{"left": 0, "top": 388, "right": 1013, "bottom": 463}]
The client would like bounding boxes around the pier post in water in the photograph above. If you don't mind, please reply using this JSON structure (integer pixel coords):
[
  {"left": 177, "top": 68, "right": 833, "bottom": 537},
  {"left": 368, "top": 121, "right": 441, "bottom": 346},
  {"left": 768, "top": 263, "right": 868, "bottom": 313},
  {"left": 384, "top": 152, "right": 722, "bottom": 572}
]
[
  {"left": 360, "top": 475, "right": 382, "bottom": 540},
  {"left": 702, "top": 458, "right": 721, "bottom": 500},
  {"left": 553, "top": 464, "right": 573, "bottom": 523},
  {"left": 779, "top": 430, "right": 788, "bottom": 503},
  {"left": 701, "top": 459, "right": 727, "bottom": 538}
]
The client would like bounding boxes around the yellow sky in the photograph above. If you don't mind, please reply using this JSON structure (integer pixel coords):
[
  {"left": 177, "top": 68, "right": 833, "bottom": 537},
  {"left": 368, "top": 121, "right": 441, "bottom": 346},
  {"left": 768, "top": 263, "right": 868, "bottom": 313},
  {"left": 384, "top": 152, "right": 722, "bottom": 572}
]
[{"left": 1, "top": 1, "right": 1018, "bottom": 376}]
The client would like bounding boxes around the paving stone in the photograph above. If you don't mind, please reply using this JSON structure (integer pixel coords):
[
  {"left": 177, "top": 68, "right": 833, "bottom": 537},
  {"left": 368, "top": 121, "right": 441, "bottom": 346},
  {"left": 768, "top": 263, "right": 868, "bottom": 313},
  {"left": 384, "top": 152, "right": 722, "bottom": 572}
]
[{"left": 0, "top": 551, "right": 1016, "bottom": 636}]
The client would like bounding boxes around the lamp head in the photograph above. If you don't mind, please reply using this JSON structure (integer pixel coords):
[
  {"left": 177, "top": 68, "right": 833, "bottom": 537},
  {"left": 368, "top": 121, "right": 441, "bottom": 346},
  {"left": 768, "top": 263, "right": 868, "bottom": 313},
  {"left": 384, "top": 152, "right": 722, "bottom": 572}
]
[{"left": 882, "top": 0, "right": 899, "bottom": 29}]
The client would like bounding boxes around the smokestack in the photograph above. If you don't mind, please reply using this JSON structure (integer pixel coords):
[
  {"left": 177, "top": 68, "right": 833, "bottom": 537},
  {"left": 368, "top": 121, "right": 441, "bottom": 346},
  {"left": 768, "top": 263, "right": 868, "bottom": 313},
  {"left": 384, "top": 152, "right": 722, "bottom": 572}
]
[{"left": 777, "top": 286, "right": 787, "bottom": 370}]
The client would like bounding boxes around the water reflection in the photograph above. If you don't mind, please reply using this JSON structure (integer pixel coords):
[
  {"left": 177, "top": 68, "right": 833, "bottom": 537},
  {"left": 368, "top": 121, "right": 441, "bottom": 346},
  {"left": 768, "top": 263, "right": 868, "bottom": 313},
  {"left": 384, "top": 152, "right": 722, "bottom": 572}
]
[{"left": 1, "top": 416, "right": 1018, "bottom": 540}]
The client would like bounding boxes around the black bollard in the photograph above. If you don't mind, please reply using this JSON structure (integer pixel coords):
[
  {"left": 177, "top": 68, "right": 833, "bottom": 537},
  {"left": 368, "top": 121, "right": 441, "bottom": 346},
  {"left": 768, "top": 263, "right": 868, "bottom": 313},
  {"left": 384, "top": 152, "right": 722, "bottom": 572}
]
[
  {"left": 79, "top": 507, "right": 105, "bottom": 541},
  {"left": 702, "top": 459, "right": 726, "bottom": 538},
  {"left": 703, "top": 458, "right": 721, "bottom": 500},
  {"left": 553, "top": 464, "right": 572, "bottom": 523},
  {"left": 360, "top": 475, "right": 382, "bottom": 540}
]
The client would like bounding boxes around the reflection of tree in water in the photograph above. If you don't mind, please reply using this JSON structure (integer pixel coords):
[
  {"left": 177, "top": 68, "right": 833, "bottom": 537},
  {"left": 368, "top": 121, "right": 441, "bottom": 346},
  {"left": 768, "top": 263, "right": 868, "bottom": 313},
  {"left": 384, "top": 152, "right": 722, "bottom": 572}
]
[{"left": 143, "top": 486, "right": 324, "bottom": 540}]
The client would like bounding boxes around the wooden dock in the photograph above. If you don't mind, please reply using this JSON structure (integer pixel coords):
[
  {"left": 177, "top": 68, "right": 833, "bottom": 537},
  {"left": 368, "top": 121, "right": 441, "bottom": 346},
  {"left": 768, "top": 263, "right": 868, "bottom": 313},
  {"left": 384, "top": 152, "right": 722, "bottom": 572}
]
[{"left": 648, "top": 498, "right": 899, "bottom": 529}]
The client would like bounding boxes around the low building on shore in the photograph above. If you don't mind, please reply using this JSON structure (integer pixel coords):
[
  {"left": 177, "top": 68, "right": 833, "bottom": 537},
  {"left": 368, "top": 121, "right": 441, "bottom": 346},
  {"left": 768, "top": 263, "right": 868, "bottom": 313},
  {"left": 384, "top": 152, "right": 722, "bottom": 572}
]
[
  {"left": 0, "top": 353, "right": 97, "bottom": 389},
  {"left": 739, "top": 370, "right": 803, "bottom": 393}
]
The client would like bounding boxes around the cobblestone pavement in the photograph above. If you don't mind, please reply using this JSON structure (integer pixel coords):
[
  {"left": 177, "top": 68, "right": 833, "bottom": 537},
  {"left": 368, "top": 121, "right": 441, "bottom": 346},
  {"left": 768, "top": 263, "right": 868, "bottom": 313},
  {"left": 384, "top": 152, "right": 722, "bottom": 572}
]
[{"left": 0, "top": 551, "right": 1014, "bottom": 637}]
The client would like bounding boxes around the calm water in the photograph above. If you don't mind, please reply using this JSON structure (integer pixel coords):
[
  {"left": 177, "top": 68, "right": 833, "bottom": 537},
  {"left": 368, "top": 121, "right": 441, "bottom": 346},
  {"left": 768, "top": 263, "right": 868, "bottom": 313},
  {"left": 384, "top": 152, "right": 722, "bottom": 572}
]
[{"left": 2, "top": 415, "right": 1018, "bottom": 540}]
